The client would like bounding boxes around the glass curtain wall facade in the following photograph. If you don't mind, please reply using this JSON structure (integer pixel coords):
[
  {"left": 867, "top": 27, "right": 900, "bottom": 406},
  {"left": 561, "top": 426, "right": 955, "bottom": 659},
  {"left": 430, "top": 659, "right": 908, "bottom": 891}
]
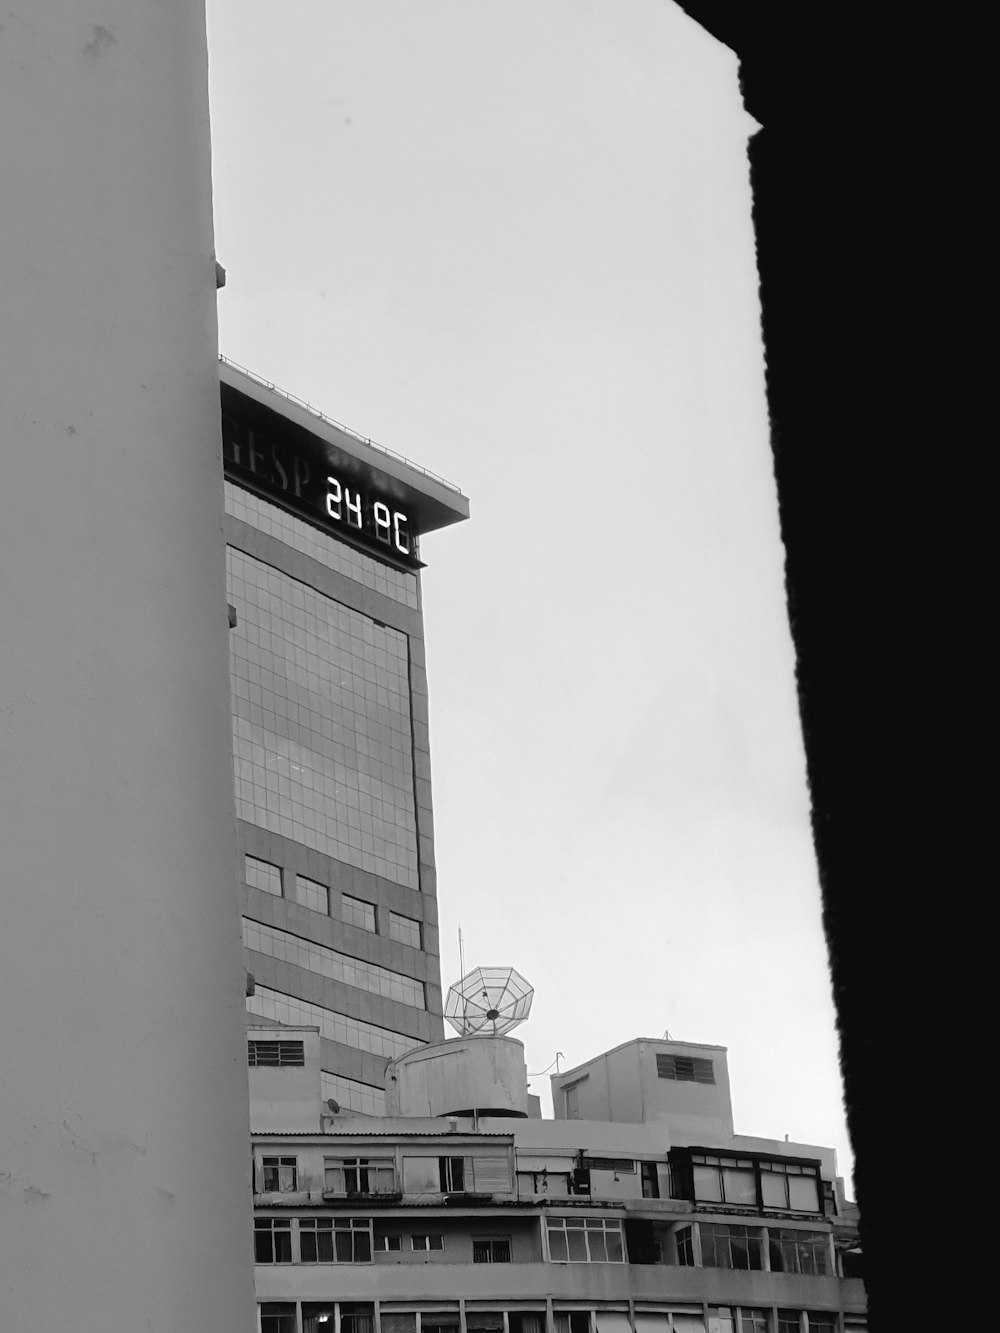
[{"left": 221, "top": 364, "right": 467, "bottom": 1113}]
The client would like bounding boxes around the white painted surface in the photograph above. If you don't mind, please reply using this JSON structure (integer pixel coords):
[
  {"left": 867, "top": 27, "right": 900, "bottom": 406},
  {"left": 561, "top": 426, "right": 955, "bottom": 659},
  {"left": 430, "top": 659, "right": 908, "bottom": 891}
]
[
  {"left": 387, "top": 1036, "right": 530, "bottom": 1117},
  {"left": 0, "top": 3, "right": 255, "bottom": 1324}
]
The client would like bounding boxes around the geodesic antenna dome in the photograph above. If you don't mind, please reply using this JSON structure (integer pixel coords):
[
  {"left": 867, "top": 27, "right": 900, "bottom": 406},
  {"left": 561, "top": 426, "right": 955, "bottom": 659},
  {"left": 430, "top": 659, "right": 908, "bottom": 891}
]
[{"left": 444, "top": 966, "right": 534, "bottom": 1037}]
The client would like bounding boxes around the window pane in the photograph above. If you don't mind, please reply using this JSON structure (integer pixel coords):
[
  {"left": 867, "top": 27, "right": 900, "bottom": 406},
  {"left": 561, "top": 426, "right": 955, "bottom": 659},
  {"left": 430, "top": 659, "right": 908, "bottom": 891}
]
[
  {"left": 245, "top": 855, "right": 282, "bottom": 896},
  {"left": 295, "top": 875, "right": 329, "bottom": 914},
  {"left": 548, "top": 1227, "right": 568, "bottom": 1261},
  {"left": 381, "top": 1317, "right": 416, "bottom": 1333},
  {"left": 694, "top": 1165, "right": 723, "bottom": 1201},
  {"left": 739, "top": 1313, "right": 768, "bottom": 1333},
  {"left": 566, "top": 1227, "right": 588, "bottom": 1261},
  {"left": 588, "top": 1231, "right": 608, "bottom": 1262},
  {"left": 761, "top": 1170, "right": 788, "bottom": 1208},
  {"left": 722, "top": 1167, "right": 757, "bottom": 1206},
  {"left": 605, "top": 1228, "right": 624, "bottom": 1262},
  {"left": 389, "top": 910, "right": 421, "bottom": 948},
  {"left": 342, "top": 894, "right": 377, "bottom": 932},
  {"left": 789, "top": 1175, "right": 821, "bottom": 1211}
]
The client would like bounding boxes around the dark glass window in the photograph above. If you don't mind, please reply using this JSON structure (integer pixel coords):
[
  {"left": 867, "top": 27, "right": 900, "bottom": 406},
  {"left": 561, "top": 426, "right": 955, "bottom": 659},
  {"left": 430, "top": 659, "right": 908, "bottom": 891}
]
[
  {"left": 439, "top": 1155, "right": 466, "bottom": 1192},
  {"left": 700, "top": 1223, "right": 764, "bottom": 1270},
  {"left": 254, "top": 1218, "right": 292, "bottom": 1264},
  {"left": 473, "top": 1237, "right": 512, "bottom": 1263}
]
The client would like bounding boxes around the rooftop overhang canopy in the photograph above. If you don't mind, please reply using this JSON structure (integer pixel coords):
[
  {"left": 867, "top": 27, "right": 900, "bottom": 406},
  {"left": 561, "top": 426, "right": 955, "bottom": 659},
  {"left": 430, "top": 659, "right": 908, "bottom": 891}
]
[{"left": 219, "top": 360, "right": 469, "bottom": 541}]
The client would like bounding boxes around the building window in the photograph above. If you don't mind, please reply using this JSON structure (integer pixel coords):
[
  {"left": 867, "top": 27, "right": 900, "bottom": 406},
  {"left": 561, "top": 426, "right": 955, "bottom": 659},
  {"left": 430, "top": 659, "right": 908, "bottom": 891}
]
[
  {"left": 546, "top": 1217, "right": 626, "bottom": 1263},
  {"left": 581, "top": 1157, "right": 636, "bottom": 1174},
  {"left": 260, "top": 1304, "right": 296, "bottom": 1333},
  {"left": 656, "top": 1053, "right": 715, "bottom": 1083},
  {"left": 641, "top": 1162, "right": 660, "bottom": 1198},
  {"left": 411, "top": 1234, "right": 445, "bottom": 1251},
  {"left": 339, "top": 1306, "right": 376, "bottom": 1333},
  {"left": 261, "top": 1156, "right": 298, "bottom": 1192},
  {"left": 375, "top": 1234, "right": 402, "bottom": 1252},
  {"left": 248, "top": 1039, "right": 304, "bottom": 1067},
  {"left": 669, "top": 1146, "right": 824, "bottom": 1216},
  {"left": 243, "top": 917, "right": 425, "bottom": 1009},
  {"left": 325, "top": 1157, "right": 396, "bottom": 1196},
  {"left": 692, "top": 1155, "right": 757, "bottom": 1206},
  {"left": 554, "top": 1314, "right": 591, "bottom": 1333},
  {"left": 760, "top": 1161, "right": 822, "bottom": 1212},
  {"left": 254, "top": 1218, "right": 292, "bottom": 1263},
  {"left": 777, "top": 1315, "right": 802, "bottom": 1333},
  {"left": 295, "top": 875, "right": 329, "bottom": 914},
  {"left": 700, "top": 1224, "right": 764, "bottom": 1271},
  {"left": 342, "top": 893, "right": 377, "bottom": 933},
  {"left": 439, "top": 1155, "right": 466, "bottom": 1192},
  {"left": 247, "top": 984, "right": 424, "bottom": 1060},
  {"left": 435, "top": 1154, "right": 510, "bottom": 1194},
  {"left": 299, "top": 1217, "right": 373, "bottom": 1263},
  {"left": 245, "top": 855, "right": 282, "bottom": 896},
  {"left": 738, "top": 1313, "right": 769, "bottom": 1333},
  {"left": 472, "top": 1237, "right": 512, "bottom": 1263},
  {"left": 803, "top": 1318, "right": 836, "bottom": 1333},
  {"left": 770, "top": 1230, "right": 830, "bottom": 1276},
  {"left": 674, "top": 1225, "right": 695, "bottom": 1266},
  {"left": 389, "top": 911, "right": 422, "bottom": 948}
]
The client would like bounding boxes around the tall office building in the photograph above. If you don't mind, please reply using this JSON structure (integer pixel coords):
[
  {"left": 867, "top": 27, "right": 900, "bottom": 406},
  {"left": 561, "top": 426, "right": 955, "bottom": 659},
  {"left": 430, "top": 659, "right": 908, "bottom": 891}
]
[{"left": 220, "top": 359, "right": 468, "bottom": 1116}]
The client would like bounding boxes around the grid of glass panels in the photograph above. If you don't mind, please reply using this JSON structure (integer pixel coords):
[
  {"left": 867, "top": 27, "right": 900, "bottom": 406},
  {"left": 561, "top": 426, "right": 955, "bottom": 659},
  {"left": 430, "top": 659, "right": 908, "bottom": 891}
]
[
  {"left": 243, "top": 917, "right": 425, "bottom": 1009},
  {"left": 321, "top": 1071, "right": 387, "bottom": 1117},
  {"left": 228, "top": 548, "right": 419, "bottom": 888},
  {"left": 388, "top": 911, "right": 421, "bottom": 949},
  {"left": 225, "top": 481, "right": 419, "bottom": 609},
  {"left": 343, "top": 894, "right": 377, "bottom": 932},
  {"left": 246, "top": 985, "right": 423, "bottom": 1060},
  {"left": 546, "top": 1217, "right": 625, "bottom": 1263},
  {"left": 295, "top": 875, "right": 329, "bottom": 914},
  {"left": 769, "top": 1230, "right": 830, "bottom": 1276},
  {"left": 246, "top": 854, "right": 282, "bottom": 896}
]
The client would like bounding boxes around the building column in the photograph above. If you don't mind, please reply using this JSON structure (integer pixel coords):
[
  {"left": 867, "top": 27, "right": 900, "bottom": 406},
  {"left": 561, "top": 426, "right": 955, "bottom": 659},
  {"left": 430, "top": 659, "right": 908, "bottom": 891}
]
[{"left": 0, "top": 1, "right": 255, "bottom": 1327}]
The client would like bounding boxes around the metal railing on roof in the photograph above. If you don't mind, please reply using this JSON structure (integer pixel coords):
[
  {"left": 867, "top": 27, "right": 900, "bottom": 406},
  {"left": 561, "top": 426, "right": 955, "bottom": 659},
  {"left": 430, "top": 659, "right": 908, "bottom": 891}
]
[{"left": 218, "top": 354, "right": 464, "bottom": 497}]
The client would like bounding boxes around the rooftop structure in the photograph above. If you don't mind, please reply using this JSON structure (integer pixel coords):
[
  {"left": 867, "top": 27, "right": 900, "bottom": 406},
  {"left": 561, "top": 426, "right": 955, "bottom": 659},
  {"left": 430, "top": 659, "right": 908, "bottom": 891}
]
[{"left": 247, "top": 1023, "right": 864, "bottom": 1333}]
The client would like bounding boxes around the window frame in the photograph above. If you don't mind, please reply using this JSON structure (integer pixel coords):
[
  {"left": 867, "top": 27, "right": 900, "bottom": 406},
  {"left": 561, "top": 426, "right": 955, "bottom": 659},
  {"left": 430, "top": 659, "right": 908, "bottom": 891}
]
[
  {"left": 298, "top": 1216, "right": 373, "bottom": 1264},
  {"left": 324, "top": 1155, "right": 397, "bottom": 1197},
  {"left": 261, "top": 1155, "right": 298, "bottom": 1192},
  {"left": 254, "top": 1217, "right": 293, "bottom": 1264},
  {"left": 410, "top": 1233, "right": 445, "bottom": 1252},
  {"left": 472, "top": 1236, "right": 513, "bottom": 1264},
  {"left": 546, "top": 1216, "right": 627, "bottom": 1264},
  {"left": 700, "top": 1222, "right": 765, "bottom": 1272}
]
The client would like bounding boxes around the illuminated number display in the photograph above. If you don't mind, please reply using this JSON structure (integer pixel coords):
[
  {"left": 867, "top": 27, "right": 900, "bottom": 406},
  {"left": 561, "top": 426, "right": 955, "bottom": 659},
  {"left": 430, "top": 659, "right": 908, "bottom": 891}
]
[{"left": 326, "top": 476, "right": 410, "bottom": 555}]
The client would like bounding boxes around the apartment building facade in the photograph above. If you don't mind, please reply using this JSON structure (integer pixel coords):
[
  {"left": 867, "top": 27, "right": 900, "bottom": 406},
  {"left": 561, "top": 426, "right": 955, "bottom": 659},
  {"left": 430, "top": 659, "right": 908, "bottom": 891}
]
[{"left": 247, "top": 1028, "right": 865, "bottom": 1333}]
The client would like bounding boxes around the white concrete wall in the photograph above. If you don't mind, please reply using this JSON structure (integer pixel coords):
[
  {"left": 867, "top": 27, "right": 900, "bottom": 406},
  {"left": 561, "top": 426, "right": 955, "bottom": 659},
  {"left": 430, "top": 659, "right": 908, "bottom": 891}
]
[
  {"left": 387, "top": 1036, "right": 530, "bottom": 1117},
  {"left": 0, "top": 3, "right": 255, "bottom": 1326}
]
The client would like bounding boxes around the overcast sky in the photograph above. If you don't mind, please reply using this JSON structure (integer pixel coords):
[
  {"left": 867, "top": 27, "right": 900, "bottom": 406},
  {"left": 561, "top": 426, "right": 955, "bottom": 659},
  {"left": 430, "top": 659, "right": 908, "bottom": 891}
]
[{"left": 206, "top": 0, "right": 852, "bottom": 1186}]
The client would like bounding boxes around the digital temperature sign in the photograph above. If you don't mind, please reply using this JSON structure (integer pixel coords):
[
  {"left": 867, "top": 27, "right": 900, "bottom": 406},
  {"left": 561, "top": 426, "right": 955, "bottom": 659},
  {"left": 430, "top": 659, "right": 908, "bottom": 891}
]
[
  {"left": 323, "top": 476, "right": 411, "bottom": 556},
  {"left": 221, "top": 392, "right": 421, "bottom": 568}
]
